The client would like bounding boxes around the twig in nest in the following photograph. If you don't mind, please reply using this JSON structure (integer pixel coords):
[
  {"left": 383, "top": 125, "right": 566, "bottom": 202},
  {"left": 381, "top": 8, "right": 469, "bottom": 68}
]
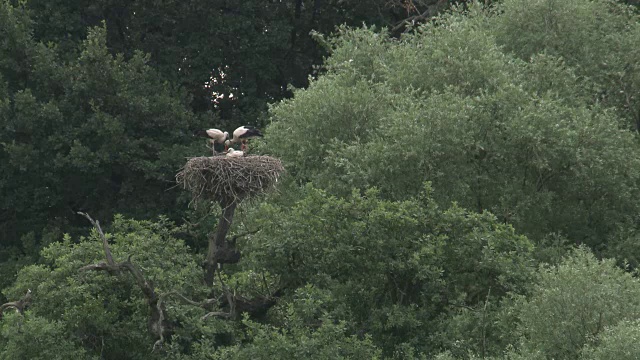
[{"left": 0, "top": 290, "right": 32, "bottom": 320}]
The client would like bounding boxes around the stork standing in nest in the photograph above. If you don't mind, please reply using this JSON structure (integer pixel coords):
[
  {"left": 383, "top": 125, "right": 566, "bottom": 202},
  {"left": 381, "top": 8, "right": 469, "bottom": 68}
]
[
  {"left": 193, "top": 128, "right": 229, "bottom": 155},
  {"left": 227, "top": 126, "right": 263, "bottom": 151}
]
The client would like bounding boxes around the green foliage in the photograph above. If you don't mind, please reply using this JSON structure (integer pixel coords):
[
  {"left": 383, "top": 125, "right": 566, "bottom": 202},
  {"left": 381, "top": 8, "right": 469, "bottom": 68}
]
[
  {"left": 266, "top": 2, "right": 640, "bottom": 251},
  {"left": 208, "top": 310, "right": 382, "bottom": 360},
  {"left": 492, "top": 0, "right": 633, "bottom": 63},
  {"left": 604, "top": 221, "right": 640, "bottom": 269},
  {"left": 0, "top": 11, "right": 203, "bottom": 259},
  {"left": 513, "top": 247, "right": 640, "bottom": 359},
  {"left": 1, "top": 216, "right": 215, "bottom": 359},
  {"left": 581, "top": 319, "right": 640, "bottom": 360},
  {"left": 3, "top": 0, "right": 640, "bottom": 358},
  {"left": 267, "top": 74, "right": 393, "bottom": 182},
  {"left": 493, "top": 0, "right": 640, "bottom": 128},
  {"left": 13, "top": 0, "right": 440, "bottom": 117},
  {"left": 432, "top": 298, "right": 521, "bottom": 359},
  {"left": 0, "top": 1, "right": 33, "bottom": 92},
  {"left": 0, "top": 242, "right": 36, "bottom": 303},
  {"left": 0, "top": 312, "right": 91, "bottom": 360},
  {"left": 238, "top": 183, "right": 535, "bottom": 356}
]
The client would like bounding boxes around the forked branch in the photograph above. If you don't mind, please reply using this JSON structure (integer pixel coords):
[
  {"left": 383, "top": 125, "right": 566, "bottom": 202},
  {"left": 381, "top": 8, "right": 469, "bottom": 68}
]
[
  {"left": 78, "top": 212, "right": 172, "bottom": 350},
  {"left": 78, "top": 212, "right": 115, "bottom": 266}
]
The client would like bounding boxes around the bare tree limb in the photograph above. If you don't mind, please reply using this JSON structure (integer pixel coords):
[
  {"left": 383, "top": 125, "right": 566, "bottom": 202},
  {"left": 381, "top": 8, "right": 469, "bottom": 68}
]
[
  {"left": 0, "top": 290, "right": 32, "bottom": 320},
  {"left": 78, "top": 213, "right": 172, "bottom": 350},
  {"left": 77, "top": 212, "right": 115, "bottom": 266},
  {"left": 162, "top": 291, "right": 218, "bottom": 307},
  {"left": 389, "top": 0, "right": 448, "bottom": 37},
  {"left": 201, "top": 311, "right": 233, "bottom": 320},
  {"left": 76, "top": 211, "right": 281, "bottom": 349},
  {"left": 227, "top": 228, "right": 261, "bottom": 246},
  {"left": 217, "top": 269, "right": 236, "bottom": 318}
]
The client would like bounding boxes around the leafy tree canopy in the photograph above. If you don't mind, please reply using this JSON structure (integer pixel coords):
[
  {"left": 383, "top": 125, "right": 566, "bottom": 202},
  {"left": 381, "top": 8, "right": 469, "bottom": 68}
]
[
  {"left": 3, "top": 0, "right": 640, "bottom": 358},
  {"left": 265, "top": 1, "right": 640, "bottom": 251},
  {"left": 1, "top": 185, "right": 535, "bottom": 358},
  {"left": 0, "top": 1, "right": 204, "bottom": 294},
  {"left": 511, "top": 247, "right": 640, "bottom": 359}
]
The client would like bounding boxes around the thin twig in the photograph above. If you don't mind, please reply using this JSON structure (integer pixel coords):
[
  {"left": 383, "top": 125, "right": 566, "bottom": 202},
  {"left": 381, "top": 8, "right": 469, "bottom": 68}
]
[{"left": 261, "top": 272, "right": 271, "bottom": 297}]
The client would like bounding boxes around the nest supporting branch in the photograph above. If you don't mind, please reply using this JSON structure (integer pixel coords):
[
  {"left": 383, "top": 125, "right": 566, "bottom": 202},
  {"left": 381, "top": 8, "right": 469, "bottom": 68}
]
[
  {"left": 176, "top": 155, "right": 284, "bottom": 286},
  {"left": 203, "top": 199, "right": 239, "bottom": 285}
]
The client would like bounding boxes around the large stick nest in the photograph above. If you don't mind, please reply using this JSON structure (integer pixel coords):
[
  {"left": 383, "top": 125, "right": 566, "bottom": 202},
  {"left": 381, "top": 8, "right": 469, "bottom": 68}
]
[{"left": 176, "top": 155, "right": 284, "bottom": 204}]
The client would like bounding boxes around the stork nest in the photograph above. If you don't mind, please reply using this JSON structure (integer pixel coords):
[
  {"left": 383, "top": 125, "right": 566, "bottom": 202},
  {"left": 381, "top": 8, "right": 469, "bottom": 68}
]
[{"left": 176, "top": 155, "right": 284, "bottom": 205}]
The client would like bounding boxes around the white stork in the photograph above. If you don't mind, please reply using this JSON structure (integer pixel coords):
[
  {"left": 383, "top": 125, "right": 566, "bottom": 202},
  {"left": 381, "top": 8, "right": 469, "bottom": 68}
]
[
  {"left": 226, "top": 148, "right": 245, "bottom": 158},
  {"left": 193, "top": 128, "right": 229, "bottom": 155},
  {"left": 228, "top": 126, "right": 263, "bottom": 151}
]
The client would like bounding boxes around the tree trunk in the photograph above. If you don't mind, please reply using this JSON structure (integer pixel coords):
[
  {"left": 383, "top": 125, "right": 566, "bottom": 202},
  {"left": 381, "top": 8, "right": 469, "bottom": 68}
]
[{"left": 204, "top": 199, "right": 239, "bottom": 286}]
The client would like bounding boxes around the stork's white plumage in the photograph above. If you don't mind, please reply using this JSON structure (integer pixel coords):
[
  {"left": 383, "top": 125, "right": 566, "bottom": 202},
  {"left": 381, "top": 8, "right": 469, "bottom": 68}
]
[
  {"left": 193, "top": 128, "right": 230, "bottom": 155},
  {"left": 228, "top": 126, "right": 264, "bottom": 151},
  {"left": 226, "top": 148, "right": 245, "bottom": 158}
]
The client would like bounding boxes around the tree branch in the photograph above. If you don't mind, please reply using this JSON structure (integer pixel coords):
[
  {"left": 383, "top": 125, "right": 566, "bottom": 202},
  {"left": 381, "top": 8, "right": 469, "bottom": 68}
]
[
  {"left": 77, "top": 212, "right": 115, "bottom": 266},
  {"left": 227, "top": 228, "right": 261, "bottom": 246},
  {"left": 162, "top": 291, "right": 218, "bottom": 308},
  {"left": 78, "top": 213, "right": 172, "bottom": 350},
  {"left": 204, "top": 199, "right": 240, "bottom": 286},
  {"left": 201, "top": 311, "right": 233, "bottom": 320},
  {"left": 389, "top": 0, "right": 448, "bottom": 37},
  {"left": 0, "top": 290, "right": 32, "bottom": 320}
]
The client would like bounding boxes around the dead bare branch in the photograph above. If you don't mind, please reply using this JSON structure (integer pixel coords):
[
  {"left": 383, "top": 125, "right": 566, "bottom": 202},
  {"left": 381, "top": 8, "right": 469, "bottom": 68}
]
[
  {"left": 77, "top": 212, "right": 115, "bottom": 266},
  {"left": 228, "top": 229, "right": 261, "bottom": 246},
  {"left": 162, "top": 291, "right": 218, "bottom": 307},
  {"left": 78, "top": 213, "right": 172, "bottom": 350},
  {"left": 0, "top": 290, "right": 32, "bottom": 320},
  {"left": 389, "top": 0, "right": 448, "bottom": 36},
  {"left": 201, "top": 311, "right": 233, "bottom": 320}
]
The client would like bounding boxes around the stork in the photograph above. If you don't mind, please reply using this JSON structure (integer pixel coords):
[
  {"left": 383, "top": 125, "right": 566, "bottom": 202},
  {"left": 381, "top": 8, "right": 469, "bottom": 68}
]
[
  {"left": 228, "top": 126, "right": 263, "bottom": 151},
  {"left": 226, "top": 148, "right": 245, "bottom": 158},
  {"left": 193, "top": 128, "right": 229, "bottom": 155}
]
